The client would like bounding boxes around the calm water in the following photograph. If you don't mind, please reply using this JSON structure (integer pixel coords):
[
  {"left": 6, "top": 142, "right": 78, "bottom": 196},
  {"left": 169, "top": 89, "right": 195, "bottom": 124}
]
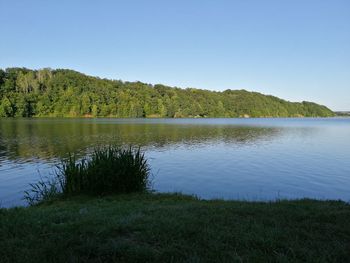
[{"left": 0, "top": 118, "right": 349, "bottom": 207}]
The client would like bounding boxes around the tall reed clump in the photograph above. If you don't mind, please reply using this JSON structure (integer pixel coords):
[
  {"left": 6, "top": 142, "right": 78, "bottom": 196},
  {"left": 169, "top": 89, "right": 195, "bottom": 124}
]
[
  {"left": 24, "top": 146, "right": 150, "bottom": 204},
  {"left": 60, "top": 146, "right": 150, "bottom": 195}
]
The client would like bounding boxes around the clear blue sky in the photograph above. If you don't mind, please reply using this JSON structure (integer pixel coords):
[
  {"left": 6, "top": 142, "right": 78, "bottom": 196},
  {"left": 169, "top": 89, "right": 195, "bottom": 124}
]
[{"left": 1, "top": 0, "right": 349, "bottom": 110}]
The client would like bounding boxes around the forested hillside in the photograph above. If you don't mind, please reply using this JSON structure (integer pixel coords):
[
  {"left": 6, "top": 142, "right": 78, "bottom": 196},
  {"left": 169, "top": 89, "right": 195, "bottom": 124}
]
[{"left": 0, "top": 68, "right": 334, "bottom": 118}]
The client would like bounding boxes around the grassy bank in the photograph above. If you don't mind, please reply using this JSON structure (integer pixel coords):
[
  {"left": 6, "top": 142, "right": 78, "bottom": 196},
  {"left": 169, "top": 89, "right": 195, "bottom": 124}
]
[{"left": 1, "top": 193, "right": 350, "bottom": 262}]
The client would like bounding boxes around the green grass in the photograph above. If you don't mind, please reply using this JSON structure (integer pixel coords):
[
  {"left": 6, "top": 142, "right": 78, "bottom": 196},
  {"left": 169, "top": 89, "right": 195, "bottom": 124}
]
[{"left": 1, "top": 193, "right": 350, "bottom": 262}]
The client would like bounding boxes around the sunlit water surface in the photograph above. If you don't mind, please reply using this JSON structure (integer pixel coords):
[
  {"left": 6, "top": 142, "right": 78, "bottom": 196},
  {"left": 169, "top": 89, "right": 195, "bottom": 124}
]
[{"left": 0, "top": 118, "right": 349, "bottom": 207}]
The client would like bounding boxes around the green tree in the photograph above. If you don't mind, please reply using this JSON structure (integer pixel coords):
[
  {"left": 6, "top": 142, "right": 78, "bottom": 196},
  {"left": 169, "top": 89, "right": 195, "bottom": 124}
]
[
  {"left": 0, "top": 97, "right": 14, "bottom": 117},
  {"left": 92, "top": 105, "right": 98, "bottom": 117}
]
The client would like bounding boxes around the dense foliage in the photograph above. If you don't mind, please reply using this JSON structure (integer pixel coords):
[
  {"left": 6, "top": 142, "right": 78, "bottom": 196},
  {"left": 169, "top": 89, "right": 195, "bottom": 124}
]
[{"left": 0, "top": 67, "right": 334, "bottom": 118}]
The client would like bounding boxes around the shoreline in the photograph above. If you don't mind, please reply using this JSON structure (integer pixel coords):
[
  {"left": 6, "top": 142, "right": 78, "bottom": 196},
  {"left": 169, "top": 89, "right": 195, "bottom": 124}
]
[{"left": 0, "top": 115, "right": 346, "bottom": 119}]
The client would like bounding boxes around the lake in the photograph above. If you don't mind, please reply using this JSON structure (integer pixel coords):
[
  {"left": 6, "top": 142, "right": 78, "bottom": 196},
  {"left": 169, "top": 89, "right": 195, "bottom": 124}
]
[{"left": 0, "top": 118, "right": 349, "bottom": 207}]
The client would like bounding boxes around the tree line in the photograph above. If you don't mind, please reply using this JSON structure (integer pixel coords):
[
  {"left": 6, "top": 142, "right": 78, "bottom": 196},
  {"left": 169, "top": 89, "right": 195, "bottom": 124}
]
[{"left": 0, "top": 68, "right": 335, "bottom": 118}]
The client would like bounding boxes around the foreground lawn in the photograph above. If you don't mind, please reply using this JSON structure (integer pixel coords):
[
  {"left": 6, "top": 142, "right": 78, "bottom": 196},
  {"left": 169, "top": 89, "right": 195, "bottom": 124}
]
[{"left": 1, "top": 193, "right": 350, "bottom": 262}]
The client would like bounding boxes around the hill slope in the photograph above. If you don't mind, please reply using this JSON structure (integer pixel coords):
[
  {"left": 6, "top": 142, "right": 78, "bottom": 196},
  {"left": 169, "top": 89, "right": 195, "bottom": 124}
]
[{"left": 0, "top": 68, "right": 334, "bottom": 118}]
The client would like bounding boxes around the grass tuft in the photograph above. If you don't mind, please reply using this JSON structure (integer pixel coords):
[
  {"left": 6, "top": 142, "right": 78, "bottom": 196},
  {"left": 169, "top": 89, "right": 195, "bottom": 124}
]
[
  {"left": 24, "top": 146, "right": 150, "bottom": 205},
  {"left": 23, "top": 176, "right": 62, "bottom": 206}
]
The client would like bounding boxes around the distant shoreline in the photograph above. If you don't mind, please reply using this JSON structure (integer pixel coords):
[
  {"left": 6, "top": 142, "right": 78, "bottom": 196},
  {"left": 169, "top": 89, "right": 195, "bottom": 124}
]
[
  {"left": 1, "top": 115, "right": 345, "bottom": 119},
  {"left": 335, "top": 111, "right": 350, "bottom": 117},
  {"left": 0, "top": 68, "right": 335, "bottom": 118}
]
